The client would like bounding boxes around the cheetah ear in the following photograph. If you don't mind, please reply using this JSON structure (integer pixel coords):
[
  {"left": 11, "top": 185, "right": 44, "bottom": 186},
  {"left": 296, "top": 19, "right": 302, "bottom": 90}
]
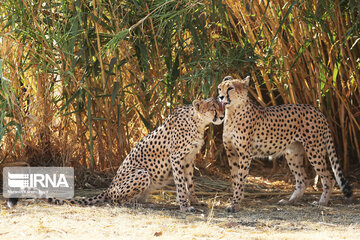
[
  {"left": 223, "top": 76, "right": 233, "bottom": 81},
  {"left": 232, "top": 76, "right": 250, "bottom": 90},
  {"left": 242, "top": 76, "right": 250, "bottom": 86},
  {"left": 192, "top": 99, "right": 202, "bottom": 112}
]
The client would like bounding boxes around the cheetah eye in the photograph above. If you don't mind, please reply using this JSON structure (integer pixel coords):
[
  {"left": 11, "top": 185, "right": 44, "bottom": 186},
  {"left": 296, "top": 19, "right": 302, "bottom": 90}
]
[{"left": 228, "top": 86, "right": 234, "bottom": 91}]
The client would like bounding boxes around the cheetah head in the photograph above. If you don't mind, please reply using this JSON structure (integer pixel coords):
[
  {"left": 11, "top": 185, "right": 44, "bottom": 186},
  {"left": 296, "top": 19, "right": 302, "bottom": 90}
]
[
  {"left": 217, "top": 75, "right": 250, "bottom": 109},
  {"left": 192, "top": 98, "right": 225, "bottom": 125}
]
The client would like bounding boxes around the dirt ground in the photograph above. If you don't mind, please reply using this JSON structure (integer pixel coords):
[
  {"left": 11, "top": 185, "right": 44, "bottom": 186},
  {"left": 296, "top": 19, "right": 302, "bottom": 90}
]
[{"left": 1, "top": 174, "right": 359, "bottom": 240}]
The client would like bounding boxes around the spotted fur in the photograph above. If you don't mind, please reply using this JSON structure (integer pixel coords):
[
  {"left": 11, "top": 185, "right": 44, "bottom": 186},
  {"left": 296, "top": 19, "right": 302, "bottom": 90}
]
[
  {"left": 218, "top": 76, "right": 352, "bottom": 212},
  {"left": 47, "top": 98, "right": 225, "bottom": 212}
]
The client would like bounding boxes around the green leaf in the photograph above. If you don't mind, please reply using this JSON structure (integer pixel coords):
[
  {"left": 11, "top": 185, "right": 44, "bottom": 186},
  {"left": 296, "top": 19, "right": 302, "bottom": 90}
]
[
  {"left": 110, "top": 82, "right": 120, "bottom": 114},
  {"left": 267, "top": 0, "right": 299, "bottom": 55},
  {"left": 87, "top": 92, "right": 94, "bottom": 169},
  {"left": 136, "top": 109, "right": 152, "bottom": 132},
  {"left": 105, "top": 57, "right": 117, "bottom": 90},
  {"left": 58, "top": 89, "right": 81, "bottom": 115}
]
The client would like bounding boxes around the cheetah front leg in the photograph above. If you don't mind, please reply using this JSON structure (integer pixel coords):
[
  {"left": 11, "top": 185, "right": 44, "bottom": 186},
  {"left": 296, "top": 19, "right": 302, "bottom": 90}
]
[
  {"left": 224, "top": 142, "right": 252, "bottom": 212},
  {"left": 184, "top": 160, "right": 200, "bottom": 205},
  {"left": 183, "top": 147, "right": 205, "bottom": 206},
  {"left": 170, "top": 153, "right": 195, "bottom": 212}
]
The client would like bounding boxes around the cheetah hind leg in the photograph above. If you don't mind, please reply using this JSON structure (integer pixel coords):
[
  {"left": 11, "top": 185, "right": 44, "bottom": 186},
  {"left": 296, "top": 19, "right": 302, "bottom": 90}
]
[
  {"left": 279, "top": 142, "right": 308, "bottom": 205},
  {"left": 107, "top": 168, "right": 151, "bottom": 206},
  {"left": 303, "top": 144, "right": 335, "bottom": 206}
]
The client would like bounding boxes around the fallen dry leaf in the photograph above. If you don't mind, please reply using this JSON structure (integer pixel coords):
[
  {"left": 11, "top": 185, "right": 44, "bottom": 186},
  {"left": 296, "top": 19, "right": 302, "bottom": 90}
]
[
  {"left": 223, "top": 221, "right": 239, "bottom": 228},
  {"left": 154, "top": 231, "right": 162, "bottom": 237}
]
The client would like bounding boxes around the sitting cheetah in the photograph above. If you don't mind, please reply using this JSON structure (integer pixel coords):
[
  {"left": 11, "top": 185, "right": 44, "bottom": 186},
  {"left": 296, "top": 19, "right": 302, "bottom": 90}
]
[
  {"left": 217, "top": 75, "right": 352, "bottom": 212},
  {"left": 8, "top": 98, "right": 224, "bottom": 212}
]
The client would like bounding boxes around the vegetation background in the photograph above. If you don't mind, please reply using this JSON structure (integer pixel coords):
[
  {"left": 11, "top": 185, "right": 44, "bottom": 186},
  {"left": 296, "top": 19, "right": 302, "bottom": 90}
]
[{"left": 0, "top": 0, "right": 359, "bottom": 185}]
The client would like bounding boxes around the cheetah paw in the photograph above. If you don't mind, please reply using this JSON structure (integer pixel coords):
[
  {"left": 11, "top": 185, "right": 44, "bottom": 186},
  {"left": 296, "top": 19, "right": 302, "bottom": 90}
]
[
  {"left": 191, "top": 200, "right": 206, "bottom": 207},
  {"left": 278, "top": 199, "right": 290, "bottom": 205},
  {"left": 186, "top": 206, "right": 196, "bottom": 212},
  {"left": 188, "top": 196, "right": 201, "bottom": 205},
  {"left": 311, "top": 201, "right": 328, "bottom": 207},
  {"left": 180, "top": 206, "right": 196, "bottom": 213},
  {"left": 226, "top": 204, "right": 240, "bottom": 213}
]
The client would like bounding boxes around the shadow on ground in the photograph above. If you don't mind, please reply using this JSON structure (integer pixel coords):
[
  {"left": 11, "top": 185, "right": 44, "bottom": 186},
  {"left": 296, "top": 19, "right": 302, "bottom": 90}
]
[{"left": 1, "top": 175, "right": 359, "bottom": 239}]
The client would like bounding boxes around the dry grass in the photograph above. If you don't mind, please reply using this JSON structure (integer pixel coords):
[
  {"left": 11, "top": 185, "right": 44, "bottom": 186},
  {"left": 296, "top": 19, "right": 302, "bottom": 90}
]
[
  {"left": 1, "top": 197, "right": 359, "bottom": 240},
  {"left": 1, "top": 175, "right": 359, "bottom": 240}
]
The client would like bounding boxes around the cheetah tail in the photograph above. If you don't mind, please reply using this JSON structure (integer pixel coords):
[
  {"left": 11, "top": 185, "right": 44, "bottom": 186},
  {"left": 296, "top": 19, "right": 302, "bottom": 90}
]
[
  {"left": 48, "top": 190, "right": 108, "bottom": 206},
  {"left": 325, "top": 129, "right": 353, "bottom": 199},
  {"left": 7, "top": 198, "right": 19, "bottom": 208}
]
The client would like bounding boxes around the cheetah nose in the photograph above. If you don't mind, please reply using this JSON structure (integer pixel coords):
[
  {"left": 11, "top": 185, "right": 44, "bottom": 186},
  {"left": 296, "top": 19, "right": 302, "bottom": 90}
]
[
  {"left": 219, "top": 116, "right": 224, "bottom": 120},
  {"left": 219, "top": 96, "right": 224, "bottom": 101}
]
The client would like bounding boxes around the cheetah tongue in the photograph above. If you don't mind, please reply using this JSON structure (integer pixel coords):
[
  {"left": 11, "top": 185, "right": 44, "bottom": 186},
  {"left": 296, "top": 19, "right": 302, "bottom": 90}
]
[{"left": 220, "top": 102, "right": 226, "bottom": 111}]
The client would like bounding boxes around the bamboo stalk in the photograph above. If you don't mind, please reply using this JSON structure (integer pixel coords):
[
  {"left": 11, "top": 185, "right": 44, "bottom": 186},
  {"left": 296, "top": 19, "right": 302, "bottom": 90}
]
[{"left": 1, "top": 0, "right": 359, "bottom": 173}]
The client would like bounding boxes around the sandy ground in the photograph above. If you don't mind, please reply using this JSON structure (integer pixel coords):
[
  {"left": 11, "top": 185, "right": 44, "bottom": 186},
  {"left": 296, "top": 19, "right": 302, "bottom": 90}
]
[{"left": 1, "top": 176, "right": 359, "bottom": 240}]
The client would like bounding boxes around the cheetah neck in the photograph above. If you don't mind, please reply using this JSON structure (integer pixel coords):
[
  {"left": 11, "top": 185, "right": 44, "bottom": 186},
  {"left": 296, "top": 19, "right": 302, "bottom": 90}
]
[
  {"left": 225, "top": 99, "right": 252, "bottom": 118},
  {"left": 191, "top": 111, "right": 209, "bottom": 135}
]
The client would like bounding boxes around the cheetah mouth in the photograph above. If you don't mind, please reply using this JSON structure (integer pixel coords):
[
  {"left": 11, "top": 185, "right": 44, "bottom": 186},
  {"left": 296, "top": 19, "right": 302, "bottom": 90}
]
[{"left": 220, "top": 101, "right": 230, "bottom": 111}]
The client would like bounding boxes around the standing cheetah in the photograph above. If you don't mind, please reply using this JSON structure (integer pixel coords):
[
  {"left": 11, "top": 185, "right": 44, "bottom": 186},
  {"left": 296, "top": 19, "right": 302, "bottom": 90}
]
[
  {"left": 218, "top": 75, "right": 352, "bottom": 212},
  {"left": 8, "top": 98, "right": 225, "bottom": 212}
]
